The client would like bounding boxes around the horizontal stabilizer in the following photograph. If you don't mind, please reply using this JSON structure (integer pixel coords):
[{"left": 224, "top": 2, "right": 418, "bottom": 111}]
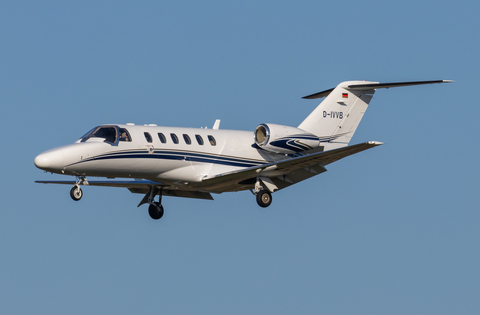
[
  {"left": 302, "top": 80, "right": 453, "bottom": 99},
  {"left": 302, "top": 88, "right": 334, "bottom": 99}
]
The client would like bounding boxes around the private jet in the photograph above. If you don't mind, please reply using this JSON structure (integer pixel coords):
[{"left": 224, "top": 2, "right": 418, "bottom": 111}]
[{"left": 34, "top": 80, "right": 452, "bottom": 220}]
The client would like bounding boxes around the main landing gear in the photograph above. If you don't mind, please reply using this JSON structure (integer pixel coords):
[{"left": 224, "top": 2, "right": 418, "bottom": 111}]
[
  {"left": 145, "top": 186, "right": 164, "bottom": 220},
  {"left": 256, "top": 190, "right": 272, "bottom": 207},
  {"left": 253, "top": 180, "right": 273, "bottom": 208}
]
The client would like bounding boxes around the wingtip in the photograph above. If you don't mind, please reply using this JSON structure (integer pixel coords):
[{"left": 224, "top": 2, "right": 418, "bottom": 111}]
[{"left": 367, "top": 141, "right": 384, "bottom": 146}]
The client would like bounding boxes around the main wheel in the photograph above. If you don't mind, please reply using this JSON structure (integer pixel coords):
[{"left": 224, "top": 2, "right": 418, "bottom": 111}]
[
  {"left": 70, "top": 186, "right": 83, "bottom": 201},
  {"left": 148, "top": 203, "right": 164, "bottom": 220},
  {"left": 256, "top": 190, "right": 272, "bottom": 208}
]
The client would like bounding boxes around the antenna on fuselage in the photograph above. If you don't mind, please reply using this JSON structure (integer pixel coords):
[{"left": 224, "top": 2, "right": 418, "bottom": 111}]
[{"left": 212, "top": 119, "right": 221, "bottom": 130}]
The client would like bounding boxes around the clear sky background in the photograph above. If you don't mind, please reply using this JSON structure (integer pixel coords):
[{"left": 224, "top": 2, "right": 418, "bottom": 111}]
[{"left": 0, "top": 1, "right": 478, "bottom": 314}]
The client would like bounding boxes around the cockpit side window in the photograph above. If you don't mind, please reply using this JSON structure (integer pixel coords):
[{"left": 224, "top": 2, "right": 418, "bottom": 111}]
[
  {"left": 81, "top": 126, "right": 117, "bottom": 143},
  {"left": 119, "top": 128, "right": 132, "bottom": 142}
]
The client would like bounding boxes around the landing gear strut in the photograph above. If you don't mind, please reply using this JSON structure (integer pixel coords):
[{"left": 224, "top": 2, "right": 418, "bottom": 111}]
[
  {"left": 253, "top": 179, "right": 273, "bottom": 208},
  {"left": 70, "top": 176, "right": 87, "bottom": 201}
]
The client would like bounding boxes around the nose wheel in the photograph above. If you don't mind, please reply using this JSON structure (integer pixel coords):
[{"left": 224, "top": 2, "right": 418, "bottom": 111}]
[{"left": 70, "top": 186, "right": 83, "bottom": 201}]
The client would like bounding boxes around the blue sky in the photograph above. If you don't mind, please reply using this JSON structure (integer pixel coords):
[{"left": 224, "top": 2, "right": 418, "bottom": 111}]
[{"left": 1, "top": 1, "right": 478, "bottom": 314}]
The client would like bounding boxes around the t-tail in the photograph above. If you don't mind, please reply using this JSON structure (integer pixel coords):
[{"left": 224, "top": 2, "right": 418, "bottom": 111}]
[{"left": 298, "top": 80, "right": 453, "bottom": 151}]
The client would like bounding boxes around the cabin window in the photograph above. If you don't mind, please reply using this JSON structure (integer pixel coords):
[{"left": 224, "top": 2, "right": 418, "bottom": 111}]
[
  {"left": 208, "top": 135, "right": 216, "bottom": 146},
  {"left": 81, "top": 126, "right": 117, "bottom": 143},
  {"left": 144, "top": 132, "right": 153, "bottom": 143},
  {"left": 119, "top": 128, "right": 132, "bottom": 142},
  {"left": 183, "top": 134, "right": 191, "bottom": 145},
  {"left": 195, "top": 135, "right": 204, "bottom": 145},
  {"left": 158, "top": 133, "right": 167, "bottom": 143},
  {"left": 171, "top": 133, "right": 179, "bottom": 144}
]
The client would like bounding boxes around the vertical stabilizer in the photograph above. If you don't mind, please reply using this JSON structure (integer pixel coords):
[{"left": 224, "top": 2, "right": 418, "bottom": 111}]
[{"left": 298, "top": 80, "right": 376, "bottom": 151}]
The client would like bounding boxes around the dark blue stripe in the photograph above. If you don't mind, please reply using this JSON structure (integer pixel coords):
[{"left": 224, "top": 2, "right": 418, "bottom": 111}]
[
  {"left": 67, "top": 150, "right": 265, "bottom": 168},
  {"left": 91, "top": 154, "right": 260, "bottom": 168},
  {"left": 270, "top": 139, "right": 313, "bottom": 152},
  {"left": 95, "top": 150, "right": 263, "bottom": 165}
]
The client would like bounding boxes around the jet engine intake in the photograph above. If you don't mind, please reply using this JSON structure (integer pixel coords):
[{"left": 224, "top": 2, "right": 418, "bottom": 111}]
[{"left": 254, "top": 123, "right": 320, "bottom": 154}]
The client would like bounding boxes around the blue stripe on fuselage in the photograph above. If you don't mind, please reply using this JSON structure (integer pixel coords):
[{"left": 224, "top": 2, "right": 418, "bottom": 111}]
[{"left": 66, "top": 149, "right": 265, "bottom": 168}]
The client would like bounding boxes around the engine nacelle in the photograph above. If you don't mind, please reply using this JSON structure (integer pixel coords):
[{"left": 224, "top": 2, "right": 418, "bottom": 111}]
[{"left": 254, "top": 123, "right": 320, "bottom": 154}]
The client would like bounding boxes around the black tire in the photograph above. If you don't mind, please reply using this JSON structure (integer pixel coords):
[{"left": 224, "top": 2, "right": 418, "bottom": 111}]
[
  {"left": 70, "top": 186, "right": 83, "bottom": 201},
  {"left": 148, "top": 203, "right": 164, "bottom": 220},
  {"left": 256, "top": 190, "right": 272, "bottom": 208}
]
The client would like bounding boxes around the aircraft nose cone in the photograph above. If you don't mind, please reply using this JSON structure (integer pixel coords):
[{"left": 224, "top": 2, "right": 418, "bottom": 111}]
[{"left": 34, "top": 148, "right": 64, "bottom": 172}]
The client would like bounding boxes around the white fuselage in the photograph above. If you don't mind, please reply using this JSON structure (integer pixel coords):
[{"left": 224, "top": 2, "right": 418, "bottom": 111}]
[{"left": 34, "top": 124, "right": 286, "bottom": 191}]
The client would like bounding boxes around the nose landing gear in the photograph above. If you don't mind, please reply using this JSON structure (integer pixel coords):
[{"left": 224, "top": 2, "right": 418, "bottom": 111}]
[{"left": 70, "top": 176, "right": 88, "bottom": 201}]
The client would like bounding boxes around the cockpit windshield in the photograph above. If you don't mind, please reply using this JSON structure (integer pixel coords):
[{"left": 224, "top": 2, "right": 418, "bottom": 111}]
[{"left": 80, "top": 126, "right": 118, "bottom": 143}]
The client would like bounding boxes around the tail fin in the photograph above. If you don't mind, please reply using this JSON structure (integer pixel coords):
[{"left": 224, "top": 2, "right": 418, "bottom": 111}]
[{"left": 298, "top": 80, "right": 453, "bottom": 151}]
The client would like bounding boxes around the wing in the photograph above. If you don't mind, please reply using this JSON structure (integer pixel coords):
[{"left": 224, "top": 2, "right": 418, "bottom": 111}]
[
  {"left": 35, "top": 179, "right": 162, "bottom": 187},
  {"left": 35, "top": 179, "right": 214, "bottom": 200},
  {"left": 201, "top": 141, "right": 383, "bottom": 192}
]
